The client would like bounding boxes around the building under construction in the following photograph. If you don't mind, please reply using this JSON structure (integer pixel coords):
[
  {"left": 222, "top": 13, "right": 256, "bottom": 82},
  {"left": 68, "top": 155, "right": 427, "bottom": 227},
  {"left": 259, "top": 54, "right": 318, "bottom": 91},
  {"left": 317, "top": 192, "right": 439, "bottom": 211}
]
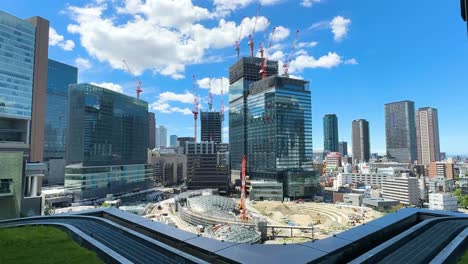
[
  {"left": 200, "top": 111, "right": 222, "bottom": 143},
  {"left": 229, "top": 57, "right": 278, "bottom": 173}
]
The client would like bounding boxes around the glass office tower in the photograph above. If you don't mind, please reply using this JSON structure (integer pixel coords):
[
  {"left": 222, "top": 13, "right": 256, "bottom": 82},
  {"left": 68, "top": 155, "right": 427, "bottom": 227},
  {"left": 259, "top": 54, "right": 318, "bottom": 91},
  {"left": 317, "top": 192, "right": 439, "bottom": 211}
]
[
  {"left": 201, "top": 111, "right": 222, "bottom": 143},
  {"left": 247, "top": 76, "right": 317, "bottom": 197},
  {"left": 385, "top": 100, "right": 418, "bottom": 162},
  {"left": 323, "top": 114, "right": 339, "bottom": 152},
  {"left": 65, "top": 83, "right": 151, "bottom": 200},
  {"left": 228, "top": 57, "right": 278, "bottom": 171},
  {"left": 44, "top": 59, "right": 77, "bottom": 160}
]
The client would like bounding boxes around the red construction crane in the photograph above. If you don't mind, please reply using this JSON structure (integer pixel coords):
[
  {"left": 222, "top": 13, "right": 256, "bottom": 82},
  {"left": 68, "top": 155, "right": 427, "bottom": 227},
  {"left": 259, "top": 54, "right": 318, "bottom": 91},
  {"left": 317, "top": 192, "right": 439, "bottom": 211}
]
[
  {"left": 282, "top": 30, "right": 300, "bottom": 77},
  {"left": 208, "top": 77, "right": 213, "bottom": 111},
  {"left": 122, "top": 59, "right": 143, "bottom": 99},
  {"left": 220, "top": 77, "right": 225, "bottom": 122},
  {"left": 259, "top": 27, "right": 276, "bottom": 79},
  {"left": 235, "top": 17, "right": 246, "bottom": 60},
  {"left": 192, "top": 75, "right": 199, "bottom": 142},
  {"left": 240, "top": 154, "right": 247, "bottom": 221},
  {"left": 248, "top": 2, "right": 262, "bottom": 58}
]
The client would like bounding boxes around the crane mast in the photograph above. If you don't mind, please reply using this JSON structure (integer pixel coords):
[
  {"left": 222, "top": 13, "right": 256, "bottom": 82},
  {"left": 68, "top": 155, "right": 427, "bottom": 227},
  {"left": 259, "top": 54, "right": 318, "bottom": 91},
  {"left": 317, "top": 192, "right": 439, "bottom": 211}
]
[
  {"left": 235, "top": 17, "right": 246, "bottom": 60},
  {"left": 208, "top": 77, "right": 213, "bottom": 111},
  {"left": 248, "top": 2, "right": 262, "bottom": 58},
  {"left": 192, "top": 75, "right": 199, "bottom": 142},
  {"left": 283, "top": 30, "right": 300, "bottom": 77},
  {"left": 260, "top": 26, "right": 276, "bottom": 79},
  {"left": 122, "top": 59, "right": 143, "bottom": 99}
]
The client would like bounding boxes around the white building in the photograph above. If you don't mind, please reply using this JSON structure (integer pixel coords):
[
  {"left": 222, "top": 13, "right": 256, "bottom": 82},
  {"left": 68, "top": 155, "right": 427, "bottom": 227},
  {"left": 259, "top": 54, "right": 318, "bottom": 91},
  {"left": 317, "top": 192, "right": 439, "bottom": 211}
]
[
  {"left": 382, "top": 175, "right": 420, "bottom": 205},
  {"left": 334, "top": 173, "right": 352, "bottom": 189},
  {"left": 428, "top": 193, "right": 458, "bottom": 211},
  {"left": 350, "top": 173, "right": 394, "bottom": 187}
]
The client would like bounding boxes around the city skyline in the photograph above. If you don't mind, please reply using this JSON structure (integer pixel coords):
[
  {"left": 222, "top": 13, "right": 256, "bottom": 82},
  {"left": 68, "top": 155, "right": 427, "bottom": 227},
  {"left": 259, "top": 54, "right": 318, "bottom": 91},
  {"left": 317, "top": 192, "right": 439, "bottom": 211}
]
[{"left": 1, "top": 1, "right": 467, "bottom": 154}]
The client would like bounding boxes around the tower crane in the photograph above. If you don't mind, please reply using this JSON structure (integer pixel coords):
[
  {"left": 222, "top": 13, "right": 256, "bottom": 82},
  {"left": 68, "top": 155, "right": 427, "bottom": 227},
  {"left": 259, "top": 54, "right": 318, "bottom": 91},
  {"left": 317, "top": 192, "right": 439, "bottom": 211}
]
[
  {"left": 192, "top": 75, "right": 199, "bottom": 142},
  {"left": 259, "top": 26, "right": 276, "bottom": 79},
  {"left": 122, "top": 59, "right": 143, "bottom": 99},
  {"left": 248, "top": 2, "right": 262, "bottom": 58},
  {"left": 282, "top": 30, "right": 300, "bottom": 77},
  {"left": 235, "top": 17, "right": 246, "bottom": 60},
  {"left": 220, "top": 77, "right": 225, "bottom": 123}
]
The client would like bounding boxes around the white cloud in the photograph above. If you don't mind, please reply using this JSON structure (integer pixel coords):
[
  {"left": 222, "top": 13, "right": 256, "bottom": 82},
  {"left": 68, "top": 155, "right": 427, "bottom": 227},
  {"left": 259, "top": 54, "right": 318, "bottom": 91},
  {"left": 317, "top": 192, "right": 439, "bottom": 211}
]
[
  {"left": 197, "top": 77, "right": 229, "bottom": 95},
  {"left": 297, "top": 41, "right": 318, "bottom": 48},
  {"left": 330, "top": 16, "right": 351, "bottom": 41},
  {"left": 271, "top": 26, "right": 290, "bottom": 41},
  {"left": 290, "top": 52, "right": 342, "bottom": 72},
  {"left": 90, "top": 82, "right": 123, "bottom": 93},
  {"left": 66, "top": 1, "right": 269, "bottom": 79},
  {"left": 49, "top": 27, "right": 75, "bottom": 51},
  {"left": 344, "top": 58, "right": 358, "bottom": 65},
  {"left": 301, "top": 0, "right": 321, "bottom": 8},
  {"left": 75, "top": 57, "right": 91, "bottom": 71},
  {"left": 214, "top": 0, "right": 280, "bottom": 16},
  {"left": 150, "top": 91, "right": 195, "bottom": 115},
  {"left": 309, "top": 20, "right": 329, "bottom": 30}
]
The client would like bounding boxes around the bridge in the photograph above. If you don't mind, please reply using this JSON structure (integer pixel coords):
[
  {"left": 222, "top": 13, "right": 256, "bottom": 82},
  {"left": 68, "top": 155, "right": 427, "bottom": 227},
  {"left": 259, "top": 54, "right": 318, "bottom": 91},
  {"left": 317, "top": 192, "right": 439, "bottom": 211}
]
[{"left": 0, "top": 207, "right": 467, "bottom": 263}]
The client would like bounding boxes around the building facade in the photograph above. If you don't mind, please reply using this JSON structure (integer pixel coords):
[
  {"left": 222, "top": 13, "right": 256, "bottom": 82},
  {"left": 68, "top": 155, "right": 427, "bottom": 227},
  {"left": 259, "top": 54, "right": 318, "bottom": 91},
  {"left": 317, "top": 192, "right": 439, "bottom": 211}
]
[
  {"left": 65, "top": 83, "right": 151, "bottom": 200},
  {"left": 428, "top": 161, "right": 454, "bottom": 179},
  {"left": 416, "top": 107, "right": 440, "bottom": 165},
  {"left": 201, "top": 111, "right": 222, "bottom": 143},
  {"left": 428, "top": 193, "right": 458, "bottom": 211},
  {"left": 157, "top": 125, "right": 167, "bottom": 148},
  {"left": 382, "top": 176, "right": 420, "bottom": 205},
  {"left": 185, "top": 141, "right": 230, "bottom": 194},
  {"left": 170, "top": 135, "right": 178, "bottom": 147},
  {"left": 247, "top": 76, "right": 317, "bottom": 198},
  {"left": 323, "top": 114, "right": 339, "bottom": 152},
  {"left": 148, "top": 112, "right": 156, "bottom": 149},
  {"left": 339, "top": 141, "right": 348, "bottom": 157},
  {"left": 385, "top": 100, "right": 418, "bottom": 163},
  {"left": 229, "top": 57, "right": 278, "bottom": 171},
  {"left": 352, "top": 119, "right": 370, "bottom": 163}
]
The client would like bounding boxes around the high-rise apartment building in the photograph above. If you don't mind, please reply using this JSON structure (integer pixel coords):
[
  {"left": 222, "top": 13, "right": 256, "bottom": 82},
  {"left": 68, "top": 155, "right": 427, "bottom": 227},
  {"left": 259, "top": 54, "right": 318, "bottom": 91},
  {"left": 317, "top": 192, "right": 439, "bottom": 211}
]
[
  {"left": 323, "top": 114, "right": 339, "bottom": 152},
  {"left": 229, "top": 57, "right": 278, "bottom": 171},
  {"left": 148, "top": 112, "right": 156, "bottom": 149},
  {"left": 247, "top": 76, "right": 317, "bottom": 198},
  {"left": 352, "top": 119, "right": 370, "bottom": 163},
  {"left": 157, "top": 125, "right": 167, "bottom": 147},
  {"left": 65, "top": 83, "right": 152, "bottom": 200},
  {"left": 416, "top": 107, "right": 440, "bottom": 165},
  {"left": 385, "top": 100, "right": 418, "bottom": 162},
  {"left": 170, "top": 135, "right": 178, "bottom": 147},
  {"left": 201, "top": 111, "right": 222, "bottom": 143},
  {"left": 339, "top": 141, "right": 348, "bottom": 156}
]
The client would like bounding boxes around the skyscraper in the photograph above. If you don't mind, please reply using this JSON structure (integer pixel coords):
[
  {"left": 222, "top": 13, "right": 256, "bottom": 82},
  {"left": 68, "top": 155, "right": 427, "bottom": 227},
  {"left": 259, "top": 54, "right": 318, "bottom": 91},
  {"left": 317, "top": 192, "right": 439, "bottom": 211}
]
[
  {"left": 323, "top": 114, "right": 339, "bottom": 152},
  {"left": 0, "top": 11, "right": 49, "bottom": 161},
  {"left": 385, "top": 100, "right": 418, "bottom": 162},
  {"left": 229, "top": 57, "right": 278, "bottom": 171},
  {"left": 148, "top": 112, "right": 156, "bottom": 149},
  {"left": 247, "top": 76, "right": 317, "bottom": 198},
  {"left": 65, "top": 83, "right": 151, "bottom": 200},
  {"left": 352, "top": 119, "right": 370, "bottom": 163},
  {"left": 170, "top": 135, "right": 178, "bottom": 147},
  {"left": 416, "top": 107, "right": 440, "bottom": 164},
  {"left": 339, "top": 141, "right": 348, "bottom": 156},
  {"left": 201, "top": 111, "right": 222, "bottom": 143},
  {"left": 44, "top": 59, "right": 78, "bottom": 160},
  {"left": 158, "top": 125, "right": 167, "bottom": 147}
]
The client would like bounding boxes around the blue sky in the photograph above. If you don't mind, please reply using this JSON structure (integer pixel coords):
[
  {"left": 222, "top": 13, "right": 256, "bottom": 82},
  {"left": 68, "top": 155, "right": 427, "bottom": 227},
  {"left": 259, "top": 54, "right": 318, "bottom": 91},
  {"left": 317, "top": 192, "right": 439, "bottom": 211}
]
[{"left": 2, "top": 0, "right": 467, "bottom": 154}]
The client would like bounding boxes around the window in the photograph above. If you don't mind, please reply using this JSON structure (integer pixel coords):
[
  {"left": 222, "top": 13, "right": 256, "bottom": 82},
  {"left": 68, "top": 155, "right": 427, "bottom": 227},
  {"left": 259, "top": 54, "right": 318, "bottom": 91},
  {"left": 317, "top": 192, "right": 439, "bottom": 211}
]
[{"left": 0, "top": 179, "right": 13, "bottom": 194}]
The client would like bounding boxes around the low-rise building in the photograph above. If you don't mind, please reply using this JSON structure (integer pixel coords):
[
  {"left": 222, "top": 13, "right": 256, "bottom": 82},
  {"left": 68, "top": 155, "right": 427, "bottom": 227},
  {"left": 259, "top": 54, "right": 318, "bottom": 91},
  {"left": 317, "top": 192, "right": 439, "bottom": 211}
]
[
  {"left": 363, "top": 198, "right": 399, "bottom": 211},
  {"left": 428, "top": 193, "right": 458, "bottom": 211},
  {"left": 249, "top": 181, "right": 283, "bottom": 201},
  {"left": 343, "top": 193, "right": 364, "bottom": 206},
  {"left": 382, "top": 175, "right": 420, "bottom": 205},
  {"left": 334, "top": 173, "right": 352, "bottom": 189},
  {"left": 428, "top": 161, "right": 454, "bottom": 179}
]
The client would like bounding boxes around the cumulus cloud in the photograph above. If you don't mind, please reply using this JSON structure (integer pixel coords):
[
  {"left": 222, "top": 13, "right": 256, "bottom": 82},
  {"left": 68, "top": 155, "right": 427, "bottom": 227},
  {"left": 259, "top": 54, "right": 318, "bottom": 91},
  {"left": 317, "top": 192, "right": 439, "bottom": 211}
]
[
  {"left": 90, "top": 82, "right": 123, "bottom": 93},
  {"left": 197, "top": 77, "right": 229, "bottom": 95},
  {"left": 289, "top": 52, "right": 342, "bottom": 72},
  {"left": 300, "top": 0, "right": 321, "bottom": 8},
  {"left": 49, "top": 27, "right": 75, "bottom": 51},
  {"left": 297, "top": 41, "right": 318, "bottom": 48},
  {"left": 214, "top": 0, "right": 280, "bottom": 16},
  {"left": 151, "top": 91, "right": 194, "bottom": 115},
  {"left": 271, "top": 26, "right": 290, "bottom": 41},
  {"left": 75, "top": 57, "right": 91, "bottom": 71},
  {"left": 66, "top": 1, "right": 269, "bottom": 79},
  {"left": 330, "top": 16, "right": 351, "bottom": 41}
]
